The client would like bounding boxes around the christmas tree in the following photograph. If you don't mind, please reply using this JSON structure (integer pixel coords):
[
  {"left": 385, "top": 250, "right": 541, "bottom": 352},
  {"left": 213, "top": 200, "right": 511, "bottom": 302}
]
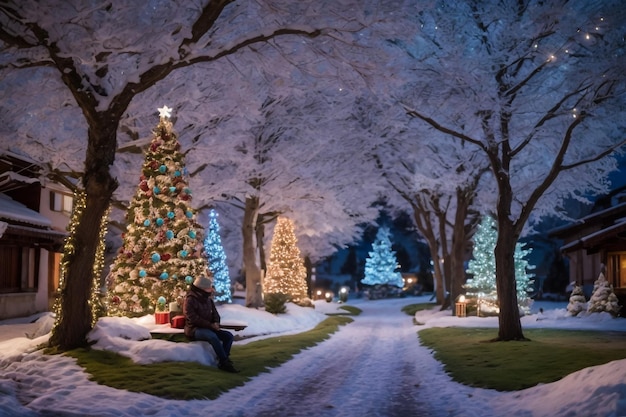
[
  {"left": 514, "top": 242, "right": 535, "bottom": 315},
  {"left": 464, "top": 215, "right": 498, "bottom": 312},
  {"left": 107, "top": 106, "right": 208, "bottom": 316},
  {"left": 264, "top": 217, "right": 309, "bottom": 305},
  {"left": 204, "top": 209, "right": 232, "bottom": 303},
  {"left": 464, "top": 215, "right": 534, "bottom": 315},
  {"left": 362, "top": 226, "right": 403, "bottom": 288},
  {"left": 587, "top": 270, "right": 621, "bottom": 316},
  {"left": 567, "top": 284, "right": 587, "bottom": 316}
]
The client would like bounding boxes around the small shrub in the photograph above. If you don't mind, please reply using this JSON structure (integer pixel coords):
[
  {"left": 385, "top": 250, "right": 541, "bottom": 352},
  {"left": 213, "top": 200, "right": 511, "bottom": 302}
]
[{"left": 264, "top": 292, "right": 289, "bottom": 314}]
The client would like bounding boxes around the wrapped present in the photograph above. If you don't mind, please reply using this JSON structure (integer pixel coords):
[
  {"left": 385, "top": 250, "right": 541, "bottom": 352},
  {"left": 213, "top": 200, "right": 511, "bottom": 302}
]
[{"left": 171, "top": 315, "right": 185, "bottom": 329}]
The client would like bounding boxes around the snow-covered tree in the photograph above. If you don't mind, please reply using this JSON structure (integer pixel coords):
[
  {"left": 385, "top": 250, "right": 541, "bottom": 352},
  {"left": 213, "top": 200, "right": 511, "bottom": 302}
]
[
  {"left": 107, "top": 108, "right": 207, "bottom": 316},
  {"left": 0, "top": 1, "right": 382, "bottom": 349},
  {"left": 204, "top": 209, "right": 232, "bottom": 304},
  {"left": 587, "top": 271, "right": 621, "bottom": 316},
  {"left": 362, "top": 226, "right": 403, "bottom": 288},
  {"left": 567, "top": 285, "right": 587, "bottom": 317},
  {"left": 264, "top": 217, "right": 309, "bottom": 305},
  {"left": 514, "top": 243, "right": 535, "bottom": 315},
  {"left": 398, "top": 0, "right": 626, "bottom": 340}
]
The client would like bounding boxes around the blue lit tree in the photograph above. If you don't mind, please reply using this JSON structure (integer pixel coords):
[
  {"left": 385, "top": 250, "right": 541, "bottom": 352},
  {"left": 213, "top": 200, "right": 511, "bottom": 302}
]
[
  {"left": 362, "top": 226, "right": 403, "bottom": 287},
  {"left": 204, "top": 209, "right": 232, "bottom": 303}
]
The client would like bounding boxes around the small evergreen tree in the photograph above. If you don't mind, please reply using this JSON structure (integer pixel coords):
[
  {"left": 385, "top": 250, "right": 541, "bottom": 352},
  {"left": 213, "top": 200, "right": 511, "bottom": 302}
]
[
  {"left": 587, "top": 270, "right": 621, "bottom": 316},
  {"left": 514, "top": 242, "right": 535, "bottom": 315},
  {"left": 567, "top": 285, "right": 587, "bottom": 316},
  {"left": 362, "top": 226, "right": 403, "bottom": 288},
  {"left": 107, "top": 106, "right": 207, "bottom": 316},
  {"left": 204, "top": 209, "right": 232, "bottom": 303},
  {"left": 264, "top": 217, "right": 309, "bottom": 307}
]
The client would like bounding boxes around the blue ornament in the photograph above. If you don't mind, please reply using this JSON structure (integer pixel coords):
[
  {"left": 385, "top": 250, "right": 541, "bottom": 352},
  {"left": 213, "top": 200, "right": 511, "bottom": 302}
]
[
  {"left": 143, "top": 219, "right": 151, "bottom": 227},
  {"left": 159, "top": 165, "right": 167, "bottom": 173},
  {"left": 151, "top": 253, "right": 161, "bottom": 263},
  {"left": 179, "top": 250, "right": 188, "bottom": 258},
  {"left": 159, "top": 272, "right": 169, "bottom": 280},
  {"left": 185, "top": 210, "right": 193, "bottom": 218},
  {"left": 169, "top": 186, "right": 176, "bottom": 193},
  {"left": 157, "top": 296, "right": 166, "bottom": 304},
  {"left": 165, "top": 230, "right": 174, "bottom": 239},
  {"left": 139, "top": 269, "right": 147, "bottom": 277},
  {"left": 156, "top": 218, "right": 164, "bottom": 226},
  {"left": 153, "top": 186, "right": 160, "bottom": 194},
  {"left": 188, "top": 230, "right": 196, "bottom": 238},
  {"left": 185, "top": 276, "right": 193, "bottom": 284},
  {"left": 174, "top": 170, "right": 181, "bottom": 177},
  {"left": 184, "top": 187, "right": 191, "bottom": 195},
  {"left": 167, "top": 211, "right": 175, "bottom": 219}
]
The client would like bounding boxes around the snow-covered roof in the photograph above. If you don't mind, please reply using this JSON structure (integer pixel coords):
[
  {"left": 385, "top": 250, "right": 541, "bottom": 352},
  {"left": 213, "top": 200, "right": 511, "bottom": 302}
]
[
  {"left": 560, "top": 217, "right": 626, "bottom": 253},
  {"left": 0, "top": 193, "right": 51, "bottom": 228}
]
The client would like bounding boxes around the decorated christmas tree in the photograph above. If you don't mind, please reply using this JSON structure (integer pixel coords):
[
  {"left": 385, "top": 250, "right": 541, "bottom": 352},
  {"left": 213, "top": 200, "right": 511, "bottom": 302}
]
[
  {"left": 514, "top": 242, "right": 535, "bottom": 315},
  {"left": 567, "top": 284, "right": 587, "bottom": 316},
  {"left": 107, "top": 106, "right": 208, "bottom": 316},
  {"left": 464, "top": 215, "right": 498, "bottom": 311},
  {"left": 264, "top": 217, "right": 309, "bottom": 305},
  {"left": 362, "top": 226, "right": 403, "bottom": 288},
  {"left": 464, "top": 215, "right": 534, "bottom": 315},
  {"left": 587, "top": 269, "right": 621, "bottom": 316},
  {"left": 204, "top": 209, "right": 232, "bottom": 303}
]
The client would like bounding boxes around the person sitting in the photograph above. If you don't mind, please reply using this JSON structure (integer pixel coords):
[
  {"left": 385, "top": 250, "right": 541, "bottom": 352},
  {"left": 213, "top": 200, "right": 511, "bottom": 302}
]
[{"left": 184, "top": 275, "right": 239, "bottom": 373}]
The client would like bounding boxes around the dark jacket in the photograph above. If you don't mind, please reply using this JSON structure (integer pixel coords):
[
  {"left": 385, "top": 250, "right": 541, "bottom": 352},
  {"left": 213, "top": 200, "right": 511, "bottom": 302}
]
[{"left": 183, "top": 284, "right": 221, "bottom": 339}]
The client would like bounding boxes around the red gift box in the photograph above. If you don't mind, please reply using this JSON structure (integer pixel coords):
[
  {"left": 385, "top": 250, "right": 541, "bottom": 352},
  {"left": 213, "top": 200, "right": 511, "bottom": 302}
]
[
  {"left": 171, "top": 315, "right": 185, "bottom": 329},
  {"left": 155, "top": 311, "right": 169, "bottom": 325}
]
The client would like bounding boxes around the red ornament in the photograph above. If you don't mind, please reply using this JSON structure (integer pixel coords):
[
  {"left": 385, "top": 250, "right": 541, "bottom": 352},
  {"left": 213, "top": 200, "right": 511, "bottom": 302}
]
[{"left": 161, "top": 253, "right": 171, "bottom": 261}]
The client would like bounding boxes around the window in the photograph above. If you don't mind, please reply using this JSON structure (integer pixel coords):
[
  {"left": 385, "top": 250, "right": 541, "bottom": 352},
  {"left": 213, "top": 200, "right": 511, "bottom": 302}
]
[
  {"left": 607, "top": 252, "right": 626, "bottom": 289},
  {"left": 50, "top": 190, "right": 73, "bottom": 214},
  {"left": 0, "top": 246, "right": 39, "bottom": 293}
]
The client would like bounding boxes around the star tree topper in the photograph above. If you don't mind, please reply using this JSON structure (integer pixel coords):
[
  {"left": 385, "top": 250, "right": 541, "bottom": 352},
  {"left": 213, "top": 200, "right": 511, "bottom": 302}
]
[{"left": 158, "top": 105, "right": 173, "bottom": 119}]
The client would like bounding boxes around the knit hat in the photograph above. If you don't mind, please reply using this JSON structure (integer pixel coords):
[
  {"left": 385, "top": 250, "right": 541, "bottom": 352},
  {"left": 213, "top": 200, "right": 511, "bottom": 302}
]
[{"left": 193, "top": 275, "right": 213, "bottom": 290}]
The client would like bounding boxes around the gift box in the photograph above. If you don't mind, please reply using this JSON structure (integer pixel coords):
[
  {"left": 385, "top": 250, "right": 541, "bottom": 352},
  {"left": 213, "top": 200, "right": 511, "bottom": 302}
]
[
  {"left": 155, "top": 311, "right": 170, "bottom": 325},
  {"left": 171, "top": 315, "right": 185, "bottom": 329}
]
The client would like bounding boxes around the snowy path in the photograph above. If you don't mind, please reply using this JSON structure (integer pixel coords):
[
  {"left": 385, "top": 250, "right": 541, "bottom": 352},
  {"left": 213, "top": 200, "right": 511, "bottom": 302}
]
[{"left": 212, "top": 298, "right": 498, "bottom": 417}]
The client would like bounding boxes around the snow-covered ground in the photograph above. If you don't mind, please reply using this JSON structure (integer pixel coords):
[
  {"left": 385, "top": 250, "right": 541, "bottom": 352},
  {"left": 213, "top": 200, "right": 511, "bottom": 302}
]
[{"left": 0, "top": 296, "right": 624, "bottom": 417}]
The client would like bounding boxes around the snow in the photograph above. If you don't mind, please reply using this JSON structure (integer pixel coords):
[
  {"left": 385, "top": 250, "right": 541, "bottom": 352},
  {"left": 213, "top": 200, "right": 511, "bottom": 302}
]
[
  {"left": 0, "top": 193, "right": 51, "bottom": 227},
  {"left": 0, "top": 296, "right": 625, "bottom": 417}
]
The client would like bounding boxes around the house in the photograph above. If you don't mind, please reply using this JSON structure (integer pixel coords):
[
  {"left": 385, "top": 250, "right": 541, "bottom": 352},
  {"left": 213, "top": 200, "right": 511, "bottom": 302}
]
[
  {"left": 549, "top": 189, "right": 626, "bottom": 316},
  {"left": 0, "top": 152, "right": 70, "bottom": 319}
]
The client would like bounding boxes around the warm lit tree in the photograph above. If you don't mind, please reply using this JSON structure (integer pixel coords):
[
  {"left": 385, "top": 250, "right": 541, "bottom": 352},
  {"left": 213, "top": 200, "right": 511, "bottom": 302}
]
[
  {"left": 204, "top": 209, "right": 232, "bottom": 304},
  {"left": 362, "top": 226, "right": 403, "bottom": 288},
  {"left": 107, "top": 107, "right": 207, "bottom": 316},
  {"left": 264, "top": 217, "right": 309, "bottom": 305}
]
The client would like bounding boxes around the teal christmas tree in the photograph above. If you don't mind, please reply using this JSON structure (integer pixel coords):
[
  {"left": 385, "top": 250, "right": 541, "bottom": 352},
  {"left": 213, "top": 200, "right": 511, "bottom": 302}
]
[
  {"left": 465, "top": 215, "right": 534, "bottom": 315},
  {"left": 362, "top": 226, "right": 403, "bottom": 287},
  {"left": 107, "top": 106, "right": 208, "bottom": 316},
  {"left": 204, "top": 209, "right": 232, "bottom": 303}
]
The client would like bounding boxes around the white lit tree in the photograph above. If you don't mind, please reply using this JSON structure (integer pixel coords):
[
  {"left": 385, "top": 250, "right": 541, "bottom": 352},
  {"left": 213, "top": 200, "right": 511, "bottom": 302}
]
[
  {"left": 362, "top": 226, "right": 403, "bottom": 288},
  {"left": 465, "top": 215, "right": 534, "bottom": 315},
  {"left": 587, "top": 270, "right": 621, "bottom": 317},
  {"left": 264, "top": 217, "right": 309, "bottom": 305},
  {"left": 107, "top": 107, "right": 208, "bottom": 316},
  {"left": 567, "top": 285, "right": 587, "bottom": 316},
  {"left": 204, "top": 209, "right": 232, "bottom": 304}
]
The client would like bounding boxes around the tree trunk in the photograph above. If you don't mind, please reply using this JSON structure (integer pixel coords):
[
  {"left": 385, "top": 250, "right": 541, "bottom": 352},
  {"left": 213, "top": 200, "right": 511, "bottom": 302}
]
[
  {"left": 49, "top": 123, "right": 117, "bottom": 350},
  {"left": 449, "top": 188, "right": 471, "bottom": 314},
  {"left": 242, "top": 196, "right": 263, "bottom": 308},
  {"left": 494, "top": 206, "right": 526, "bottom": 341}
]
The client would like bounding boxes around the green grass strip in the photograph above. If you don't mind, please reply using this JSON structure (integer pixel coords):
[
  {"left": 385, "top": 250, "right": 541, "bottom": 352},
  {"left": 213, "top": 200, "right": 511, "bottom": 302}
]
[
  {"left": 401, "top": 302, "right": 438, "bottom": 316},
  {"left": 65, "top": 315, "right": 353, "bottom": 400},
  {"left": 418, "top": 327, "right": 626, "bottom": 391}
]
